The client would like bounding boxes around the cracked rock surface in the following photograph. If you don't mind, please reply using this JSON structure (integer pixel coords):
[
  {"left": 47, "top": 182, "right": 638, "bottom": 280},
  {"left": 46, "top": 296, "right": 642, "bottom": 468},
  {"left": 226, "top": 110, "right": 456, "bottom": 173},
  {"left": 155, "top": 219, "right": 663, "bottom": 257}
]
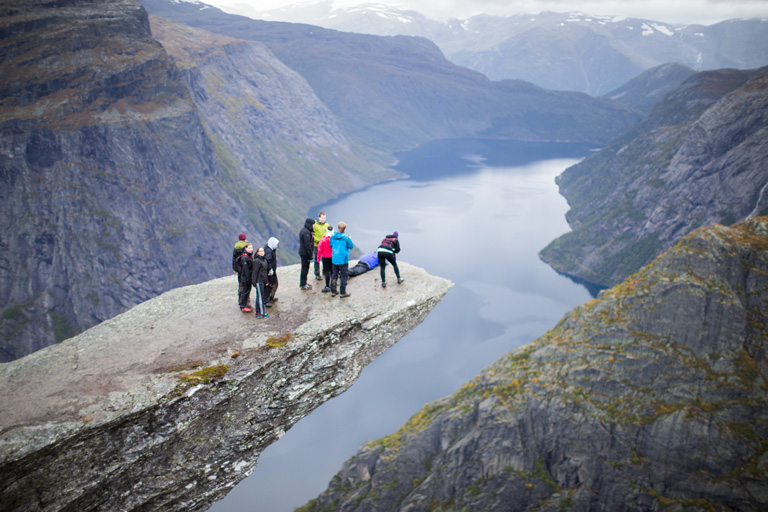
[{"left": 0, "top": 261, "right": 451, "bottom": 511}]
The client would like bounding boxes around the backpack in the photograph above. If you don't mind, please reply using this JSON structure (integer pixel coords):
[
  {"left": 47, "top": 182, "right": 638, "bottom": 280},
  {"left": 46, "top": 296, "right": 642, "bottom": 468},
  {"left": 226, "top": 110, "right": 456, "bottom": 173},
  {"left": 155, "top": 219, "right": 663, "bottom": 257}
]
[
  {"left": 232, "top": 246, "right": 246, "bottom": 272},
  {"left": 235, "top": 251, "right": 249, "bottom": 273},
  {"left": 380, "top": 236, "right": 396, "bottom": 250}
]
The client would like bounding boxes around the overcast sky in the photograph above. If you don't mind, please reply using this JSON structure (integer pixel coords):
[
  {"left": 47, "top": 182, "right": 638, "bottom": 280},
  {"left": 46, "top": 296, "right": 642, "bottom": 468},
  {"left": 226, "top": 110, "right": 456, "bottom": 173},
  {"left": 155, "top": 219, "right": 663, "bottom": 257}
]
[{"left": 202, "top": 0, "right": 768, "bottom": 25}]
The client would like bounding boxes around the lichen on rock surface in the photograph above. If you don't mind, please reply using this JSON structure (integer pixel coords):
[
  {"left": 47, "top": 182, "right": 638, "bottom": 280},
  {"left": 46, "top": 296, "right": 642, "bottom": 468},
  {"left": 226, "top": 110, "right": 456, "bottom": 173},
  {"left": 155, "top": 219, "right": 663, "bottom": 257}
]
[
  {"left": 0, "top": 262, "right": 451, "bottom": 512},
  {"left": 302, "top": 218, "right": 768, "bottom": 512}
]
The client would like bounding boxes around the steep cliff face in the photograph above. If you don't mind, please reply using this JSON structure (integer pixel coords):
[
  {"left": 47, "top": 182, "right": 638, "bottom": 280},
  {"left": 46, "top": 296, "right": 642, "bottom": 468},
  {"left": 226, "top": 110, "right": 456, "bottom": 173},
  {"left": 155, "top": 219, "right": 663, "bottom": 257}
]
[
  {"left": 141, "top": 0, "right": 642, "bottom": 152},
  {"left": 540, "top": 66, "right": 768, "bottom": 287},
  {"left": 0, "top": 262, "right": 452, "bottom": 511},
  {"left": 0, "top": 0, "right": 248, "bottom": 359},
  {"left": 301, "top": 218, "right": 768, "bottom": 512},
  {"left": 0, "top": 0, "right": 397, "bottom": 361},
  {"left": 149, "top": 16, "right": 398, "bottom": 240}
]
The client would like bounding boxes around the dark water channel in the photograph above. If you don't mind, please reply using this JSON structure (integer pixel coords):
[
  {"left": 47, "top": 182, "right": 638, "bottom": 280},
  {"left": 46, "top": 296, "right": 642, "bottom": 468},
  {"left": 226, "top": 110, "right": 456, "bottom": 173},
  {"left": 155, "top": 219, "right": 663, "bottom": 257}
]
[{"left": 209, "top": 139, "right": 597, "bottom": 511}]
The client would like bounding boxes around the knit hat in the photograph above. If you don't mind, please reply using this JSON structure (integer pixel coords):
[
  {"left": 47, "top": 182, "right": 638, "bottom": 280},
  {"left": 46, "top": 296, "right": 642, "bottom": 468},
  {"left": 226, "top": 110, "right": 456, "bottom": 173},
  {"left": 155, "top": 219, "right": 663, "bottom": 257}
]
[
  {"left": 393, "top": 231, "right": 398, "bottom": 237},
  {"left": 238, "top": 233, "right": 246, "bottom": 241}
]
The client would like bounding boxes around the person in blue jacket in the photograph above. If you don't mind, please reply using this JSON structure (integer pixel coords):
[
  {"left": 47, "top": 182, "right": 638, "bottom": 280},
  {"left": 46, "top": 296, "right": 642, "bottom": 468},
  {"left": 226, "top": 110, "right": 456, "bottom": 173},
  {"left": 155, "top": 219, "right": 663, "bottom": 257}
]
[
  {"left": 329, "top": 221, "right": 354, "bottom": 298},
  {"left": 348, "top": 251, "right": 380, "bottom": 277}
]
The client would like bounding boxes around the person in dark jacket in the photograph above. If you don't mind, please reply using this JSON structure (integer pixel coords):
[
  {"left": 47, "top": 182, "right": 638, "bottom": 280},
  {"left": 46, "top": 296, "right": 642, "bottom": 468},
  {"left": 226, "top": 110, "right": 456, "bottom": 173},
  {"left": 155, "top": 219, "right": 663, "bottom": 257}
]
[
  {"left": 237, "top": 243, "right": 254, "bottom": 312},
  {"left": 251, "top": 246, "right": 270, "bottom": 319},
  {"left": 233, "top": 233, "right": 249, "bottom": 306},
  {"left": 377, "top": 231, "right": 403, "bottom": 287},
  {"left": 264, "top": 237, "right": 279, "bottom": 307},
  {"left": 298, "top": 218, "right": 315, "bottom": 290},
  {"left": 232, "top": 233, "right": 248, "bottom": 273}
]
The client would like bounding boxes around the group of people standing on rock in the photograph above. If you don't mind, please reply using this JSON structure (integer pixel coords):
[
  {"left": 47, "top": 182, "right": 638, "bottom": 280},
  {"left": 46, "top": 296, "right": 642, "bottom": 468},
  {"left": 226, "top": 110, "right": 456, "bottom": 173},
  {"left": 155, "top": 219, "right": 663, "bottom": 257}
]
[
  {"left": 233, "top": 211, "right": 403, "bottom": 318},
  {"left": 299, "top": 212, "right": 403, "bottom": 297},
  {"left": 232, "top": 234, "right": 280, "bottom": 318}
]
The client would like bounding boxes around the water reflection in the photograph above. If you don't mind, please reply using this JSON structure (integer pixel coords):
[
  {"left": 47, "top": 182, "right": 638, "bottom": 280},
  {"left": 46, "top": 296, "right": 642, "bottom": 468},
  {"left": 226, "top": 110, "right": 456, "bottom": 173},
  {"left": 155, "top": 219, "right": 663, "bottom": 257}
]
[{"left": 209, "top": 141, "right": 594, "bottom": 512}]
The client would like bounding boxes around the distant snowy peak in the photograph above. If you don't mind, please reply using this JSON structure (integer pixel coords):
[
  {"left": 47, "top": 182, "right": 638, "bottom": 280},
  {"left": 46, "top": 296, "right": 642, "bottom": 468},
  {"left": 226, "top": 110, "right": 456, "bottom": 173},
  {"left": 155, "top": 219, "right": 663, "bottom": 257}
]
[{"left": 170, "top": 0, "right": 209, "bottom": 8}]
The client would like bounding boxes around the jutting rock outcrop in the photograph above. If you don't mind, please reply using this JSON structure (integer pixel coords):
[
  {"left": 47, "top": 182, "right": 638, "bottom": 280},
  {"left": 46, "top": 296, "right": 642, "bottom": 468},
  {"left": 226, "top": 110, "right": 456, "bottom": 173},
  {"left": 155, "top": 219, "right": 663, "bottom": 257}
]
[
  {"left": 0, "top": 262, "right": 452, "bottom": 511},
  {"left": 540, "top": 66, "right": 768, "bottom": 288},
  {"left": 301, "top": 218, "right": 768, "bottom": 512}
]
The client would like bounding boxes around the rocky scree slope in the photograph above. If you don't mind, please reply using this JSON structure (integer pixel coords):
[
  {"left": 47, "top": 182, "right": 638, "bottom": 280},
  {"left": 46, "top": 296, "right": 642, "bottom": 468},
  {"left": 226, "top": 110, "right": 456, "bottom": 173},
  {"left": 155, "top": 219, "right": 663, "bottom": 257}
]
[
  {"left": 0, "top": 0, "right": 394, "bottom": 361},
  {"left": 540, "top": 66, "right": 768, "bottom": 288},
  {"left": 0, "top": 262, "right": 452, "bottom": 512},
  {"left": 141, "top": 0, "right": 642, "bottom": 153},
  {"left": 301, "top": 218, "right": 768, "bottom": 512}
]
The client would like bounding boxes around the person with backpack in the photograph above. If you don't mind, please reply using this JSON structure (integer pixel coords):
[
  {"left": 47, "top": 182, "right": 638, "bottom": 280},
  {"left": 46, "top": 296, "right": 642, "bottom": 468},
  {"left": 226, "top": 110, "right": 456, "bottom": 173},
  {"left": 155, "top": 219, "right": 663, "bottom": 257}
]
[
  {"left": 232, "top": 233, "right": 248, "bottom": 273},
  {"left": 377, "top": 231, "right": 403, "bottom": 288},
  {"left": 316, "top": 225, "right": 334, "bottom": 292},
  {"left": 233, "top": 233, "right": 249, "bottom": 306},
  {"left": 312, "top": 212, "right": 330, "bottom": 281},
  {"left": 251, "top": 246, "right": 270, "bottom": 319},
  {"left": 298, "top": 218, "right": 315, "bottom": 290},
  {"left": 237, "top": 243, "right": 254, "bottom": 312},
  {"left": 330, "top": 221, "right": 354, "bottom": 298},
  {"left": 264, "top": 237, "right": 280, "bottom": 307}
]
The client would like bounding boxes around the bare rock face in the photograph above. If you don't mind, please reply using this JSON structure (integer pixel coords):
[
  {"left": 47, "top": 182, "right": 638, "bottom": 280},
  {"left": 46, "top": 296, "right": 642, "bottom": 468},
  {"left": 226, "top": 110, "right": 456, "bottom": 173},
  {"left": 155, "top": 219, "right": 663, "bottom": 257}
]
[
  {"left": 301, "top": 218, "right": 768, "bottom": 512},
  {"left": 0, "top": 0, "right": 396, "bottom": 361},
  {"left": 0, "top": 262, "right": 452, "bottom": 511},
  {"left": 540, "top": 66, "right": 768, "bottom": 287}
]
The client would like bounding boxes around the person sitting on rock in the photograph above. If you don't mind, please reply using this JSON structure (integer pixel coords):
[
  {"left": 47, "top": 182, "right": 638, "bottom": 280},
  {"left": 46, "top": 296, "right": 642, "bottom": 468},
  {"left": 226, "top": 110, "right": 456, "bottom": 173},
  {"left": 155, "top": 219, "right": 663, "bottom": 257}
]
[{"left": 348, "top": 251, "right": 380, "bottom": 278}]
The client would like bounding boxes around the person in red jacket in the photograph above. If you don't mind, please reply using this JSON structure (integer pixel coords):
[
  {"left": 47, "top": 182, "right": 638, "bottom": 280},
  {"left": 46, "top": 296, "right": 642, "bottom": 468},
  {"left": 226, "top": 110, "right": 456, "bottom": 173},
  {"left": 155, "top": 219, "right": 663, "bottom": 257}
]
[{"left": 316, "top": 226, "right": 334, "bottom": 292}]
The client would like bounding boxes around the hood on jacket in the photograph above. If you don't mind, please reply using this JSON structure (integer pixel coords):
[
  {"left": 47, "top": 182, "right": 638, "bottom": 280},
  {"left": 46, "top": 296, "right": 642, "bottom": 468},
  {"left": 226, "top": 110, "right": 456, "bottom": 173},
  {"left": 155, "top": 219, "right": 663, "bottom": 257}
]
[
  {"left": 304, "top": 218, "right": 315, "bottom": 230},
  {"left": 267, "top": 237, "right": 279, "bottom": 250}
]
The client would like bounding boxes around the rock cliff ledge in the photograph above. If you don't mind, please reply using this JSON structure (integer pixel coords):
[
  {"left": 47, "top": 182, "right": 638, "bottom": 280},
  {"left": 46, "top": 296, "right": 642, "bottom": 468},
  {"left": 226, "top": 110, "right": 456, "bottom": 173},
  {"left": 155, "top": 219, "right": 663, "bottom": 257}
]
[{"left": 0, "top": 262, "right": 452, "bottom": 511}]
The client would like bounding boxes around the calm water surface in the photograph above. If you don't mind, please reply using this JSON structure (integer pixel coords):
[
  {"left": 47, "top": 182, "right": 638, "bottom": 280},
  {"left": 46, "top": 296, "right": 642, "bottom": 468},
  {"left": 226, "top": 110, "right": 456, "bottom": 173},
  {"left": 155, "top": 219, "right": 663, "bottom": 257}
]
[{"left": 210, "top": 141, "right": 595, "bottom": 512}]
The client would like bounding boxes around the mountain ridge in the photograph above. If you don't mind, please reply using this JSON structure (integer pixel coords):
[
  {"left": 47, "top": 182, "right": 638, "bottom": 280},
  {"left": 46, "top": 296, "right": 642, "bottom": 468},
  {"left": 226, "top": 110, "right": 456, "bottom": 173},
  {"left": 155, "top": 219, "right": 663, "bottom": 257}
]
[
  {"left": 539, "top": 65, "right": 768, "bottom": 287},
  {"left": 242, "top": 3, "right": 768, "bottom": 95},
  {"left": 300, "top": 217, "right": 768, "bottom": 511}
]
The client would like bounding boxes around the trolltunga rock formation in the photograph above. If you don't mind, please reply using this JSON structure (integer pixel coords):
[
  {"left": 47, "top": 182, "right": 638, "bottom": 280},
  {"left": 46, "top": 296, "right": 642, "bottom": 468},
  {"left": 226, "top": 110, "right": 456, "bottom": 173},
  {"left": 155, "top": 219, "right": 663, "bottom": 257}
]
[{"left": 0, "top": 262, "right": 451, "bottom": 511}]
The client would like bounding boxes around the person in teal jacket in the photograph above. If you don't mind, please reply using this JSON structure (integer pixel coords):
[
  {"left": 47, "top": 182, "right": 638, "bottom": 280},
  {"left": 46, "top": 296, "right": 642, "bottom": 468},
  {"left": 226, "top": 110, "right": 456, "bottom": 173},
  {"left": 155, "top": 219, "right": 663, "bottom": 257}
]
[{"left": 329, "top": 221, "right": 354, "bottom": 297}]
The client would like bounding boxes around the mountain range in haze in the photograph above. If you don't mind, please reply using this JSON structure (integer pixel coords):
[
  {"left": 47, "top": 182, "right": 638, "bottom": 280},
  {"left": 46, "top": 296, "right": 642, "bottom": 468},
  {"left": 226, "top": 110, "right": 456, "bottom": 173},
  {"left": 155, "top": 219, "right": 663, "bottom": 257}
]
[{"left": 234, "top": 1, "right": 768, "bottom": 95}]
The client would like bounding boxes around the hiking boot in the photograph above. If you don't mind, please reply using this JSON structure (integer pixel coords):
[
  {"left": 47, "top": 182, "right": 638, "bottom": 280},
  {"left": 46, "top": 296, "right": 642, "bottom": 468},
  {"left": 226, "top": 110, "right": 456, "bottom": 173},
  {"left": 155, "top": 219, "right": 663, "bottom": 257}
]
[
  {"left": 331, "top": 290, "right": 338, "bottom": 297},
  {"left": 255, "top": 312, "right": 269, "bottom": 319},
  {"left": 381, "top": 281, "right": 386, "bottom": 288},
  {"left": 340, "top": 292, "right": 351, "bottom": 298},
  {"left": 300, "top": 284, "right": 312, "bottom": 290},
  {"left": 315, "top": 274, "right": 322, "bottom": 280},
  {"left": 321, "top": 286, "right": 331, "bottom": 293},
  {"left": 397, "top": 277, "right": 404, "bottom": 284},
  {"left": 241, "top": 306, "right": 253, "bottom": 312},
  {"left": 265, "top": 302, "right": 273, "bottom": 308}
]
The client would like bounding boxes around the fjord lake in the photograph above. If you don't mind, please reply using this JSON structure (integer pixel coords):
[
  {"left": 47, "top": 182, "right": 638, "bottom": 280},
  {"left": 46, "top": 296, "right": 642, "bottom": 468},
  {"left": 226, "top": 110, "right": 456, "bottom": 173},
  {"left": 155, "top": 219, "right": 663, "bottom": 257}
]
[{"left": 209, "top": 139, "right": 598, "bottom": 511}]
